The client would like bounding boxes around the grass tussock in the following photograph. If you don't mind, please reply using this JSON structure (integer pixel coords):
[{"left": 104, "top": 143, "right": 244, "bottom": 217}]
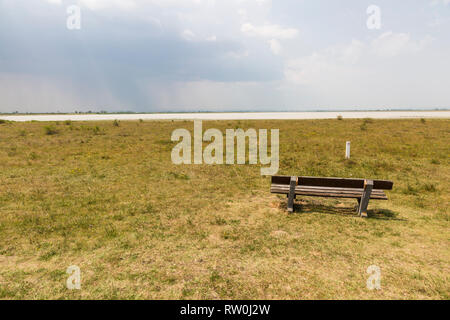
[
  {"left": 44, "top": 125, "right": 59, "bottom": 135},
  {"left": 0, "top": 119, "right": 448, "bottom": 299}
]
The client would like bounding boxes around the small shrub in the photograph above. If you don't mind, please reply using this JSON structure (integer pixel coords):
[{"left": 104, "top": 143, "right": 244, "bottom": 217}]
[
  {"left": 39, "top": 249, "right": 58, "bottom": 261},
  {"left": 143, "top": 204, "right": 154, "bottom": 214},
  {"left": 209, "top": 270, "right": 222, "bottom": 283},
  {"left": 344, "top": 159, "right": 357, "bottom": 167},
  {"left": 104, "top": 225, "right": 118, "bottom": 238},
  {"left": 29, "top": 152, "right": 38, "bottom": 160},
  {"left": 213, "top": 217, "right": 227, "bottom": 225},
  {"left": 422, "top": 183, "right": 436, "bottom": 192},
  {"left": 64, "top": 120, "right": 72, "bottom": 126},
  {"left": 433, "top": 212, "right": 449, "bottom": 222},
  {"left": 44, "top": 126, "right": 58, "bottom": 135},
  {"left": 403, "top": 184, "right": 418, "bottom": 195},
  {"left": 337, "top": 115, "right": 343, "bottom": 120},
  {"left": 156, "top": 139, "right": 173, "bottom": 145},
  {"left": 113, "top": 119, "right": 120, "bottom": 127},
  {"left": 431, "top": 159, "right": 440, "bottom": 165},
  {"left": 169, "top": 172, "right": 190, "bottom": 180},
  {"left": 0, "top": 119, "right": 8, "bottom": 124},
  {"left": 420, "top": 118, "right": 426, "bottom": 124}
]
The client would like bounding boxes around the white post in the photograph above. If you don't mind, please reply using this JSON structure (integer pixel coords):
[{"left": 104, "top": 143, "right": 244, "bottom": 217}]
[{"left": 345, "top": 141, "right": 351, "bottom": 159}]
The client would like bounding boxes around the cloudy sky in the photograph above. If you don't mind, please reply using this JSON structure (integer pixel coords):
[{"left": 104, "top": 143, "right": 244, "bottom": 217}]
[{"left": 0, "top": 0, "right": 449, "bottom": 112}]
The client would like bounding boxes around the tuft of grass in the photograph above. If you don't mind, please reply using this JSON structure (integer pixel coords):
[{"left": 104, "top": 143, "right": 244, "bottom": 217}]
[
  {"left": 113, "top": 119, "right": 120, "bottom": 127},
  {"left": 337, "top": 115, "right": 343, "bottom": 120},
  {"left": 168, "top": 172, "right": 190, "bottom": 180},
  {"left": 143, "top": 204, "right": 155, "bottom": 214},
  {"left": 29, "top": 152, "right": 38, "bottom": 160},
  {"left": 39, "top": 249, "right": 58, "bottom": 261},
  {"left": 403, "top": 184, "right": 418, "bottom": 195},
  {"left": 422, "top": 183, "right": 436, "bottom": 192},
  {"left": 431, "top": 159, "right": 440, "bottom": 165},
  {"left": 213, "top": 216, "right": 227, "bottom": 226},
  {"left": 43, "top": 125, "right": 59, "bottom": 135},
  {"left": 209, "top": 270, "right": 222, "bottom": 283},
  {"left": 92, "top": 126, "right": 101, "bottom": 134}
]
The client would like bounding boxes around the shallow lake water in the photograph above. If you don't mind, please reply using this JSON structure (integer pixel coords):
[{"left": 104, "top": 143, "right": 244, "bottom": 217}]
[{"left": 1, "top": 111, "right": 449, "bottom": 122}]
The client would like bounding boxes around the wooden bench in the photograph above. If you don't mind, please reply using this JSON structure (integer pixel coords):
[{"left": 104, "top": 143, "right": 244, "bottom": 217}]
[{"left": 270, "top": 176, "right": 393, "bottom": 217}]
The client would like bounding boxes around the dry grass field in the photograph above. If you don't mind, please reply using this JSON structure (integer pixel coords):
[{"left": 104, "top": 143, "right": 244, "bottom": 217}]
[{"left": 0, "top": 118, "right": 448, "bottom": 299}]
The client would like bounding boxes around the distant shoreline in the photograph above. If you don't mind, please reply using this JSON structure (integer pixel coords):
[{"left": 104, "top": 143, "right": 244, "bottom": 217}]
[
  {"left": 0, "top": 109, "right": 449, "bottom": 116},
  {"left": 1, "top": 111, "right": 449, "bottom": 122}
]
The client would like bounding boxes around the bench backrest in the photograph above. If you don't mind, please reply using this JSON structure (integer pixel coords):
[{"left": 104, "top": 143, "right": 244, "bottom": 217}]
[{"left": 271, "top": 176, "right": 393, "bottom": 190}]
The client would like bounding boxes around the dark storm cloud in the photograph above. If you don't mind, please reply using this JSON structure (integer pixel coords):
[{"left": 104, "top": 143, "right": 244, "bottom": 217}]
[{"left": 0, "top": 1, "right": 283, "bottom": 111}]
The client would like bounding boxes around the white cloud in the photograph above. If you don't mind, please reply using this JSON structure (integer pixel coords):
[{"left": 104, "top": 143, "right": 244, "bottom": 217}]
[
  {"left": 328, "top": 40, "right": 365, "bottom": 64},
  {"left": 285, "top": 53, "right": 333, "bottom": 85},
  {"left": 78, "top": 0, "right": 137, "bottom": 10},
  {"left": 285, "top": 39, "right": 365, "bottom": 85},
  {"left": 180, "top": 30, "right": 216, "bottom": 42},
  {"left": 237, "top": 8, "right": 247, "bottom": 19},
  {"left": 371, "top": 32, "right": 431, "bottom": 57},
  {"left": 284, "top": 33, "right": 432, "bottom": 86},
  {"left": 46, "top": 0, "right": 62, "bottom": 5},
  {"left": 241, "top": 23, "right": 299, "bottom": 39},
  {"left": 268, "top": 39, "right": 282, "bottom": 55},
  {"left": 77, "top": 0, "right": 211, "bottom": 10},
  {"left": 181, "top": 29, "right": 196, "bottom": 41},
  {"left": 146, "top": 0, "right": 205, "bottom": 6},
  {"left": 431, "top": 0, "right": 450, "bottom": 6}
]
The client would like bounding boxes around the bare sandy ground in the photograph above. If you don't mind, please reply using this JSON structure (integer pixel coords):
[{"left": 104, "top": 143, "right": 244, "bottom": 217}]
[{"left": 1, "top": 111, "right": 449, "bottom": 122}]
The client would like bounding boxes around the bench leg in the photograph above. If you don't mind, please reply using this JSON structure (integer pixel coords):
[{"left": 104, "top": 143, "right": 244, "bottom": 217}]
[
  {"left": 358, "top": 180, "right": 373, "bottom": 217},
  {"left": 356, "top": 198, "right": 361, "bottom": 213},
  {"left": 287, "top": 176, "right": 297, "bottom": 213}
]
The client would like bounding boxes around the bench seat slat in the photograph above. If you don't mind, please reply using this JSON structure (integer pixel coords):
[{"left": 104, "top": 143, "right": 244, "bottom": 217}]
[
  {"left": 271, "top": 188, "right": 386, "bottom": 197},
  {"left": 271, "top": 189, "right": 388, "bottom": 200},
  {"left": 271, "top": 184, "right": 387, "bottom": 193},
  {"left": 270, "top": 185, "right": 388, "bottom": 200}
]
